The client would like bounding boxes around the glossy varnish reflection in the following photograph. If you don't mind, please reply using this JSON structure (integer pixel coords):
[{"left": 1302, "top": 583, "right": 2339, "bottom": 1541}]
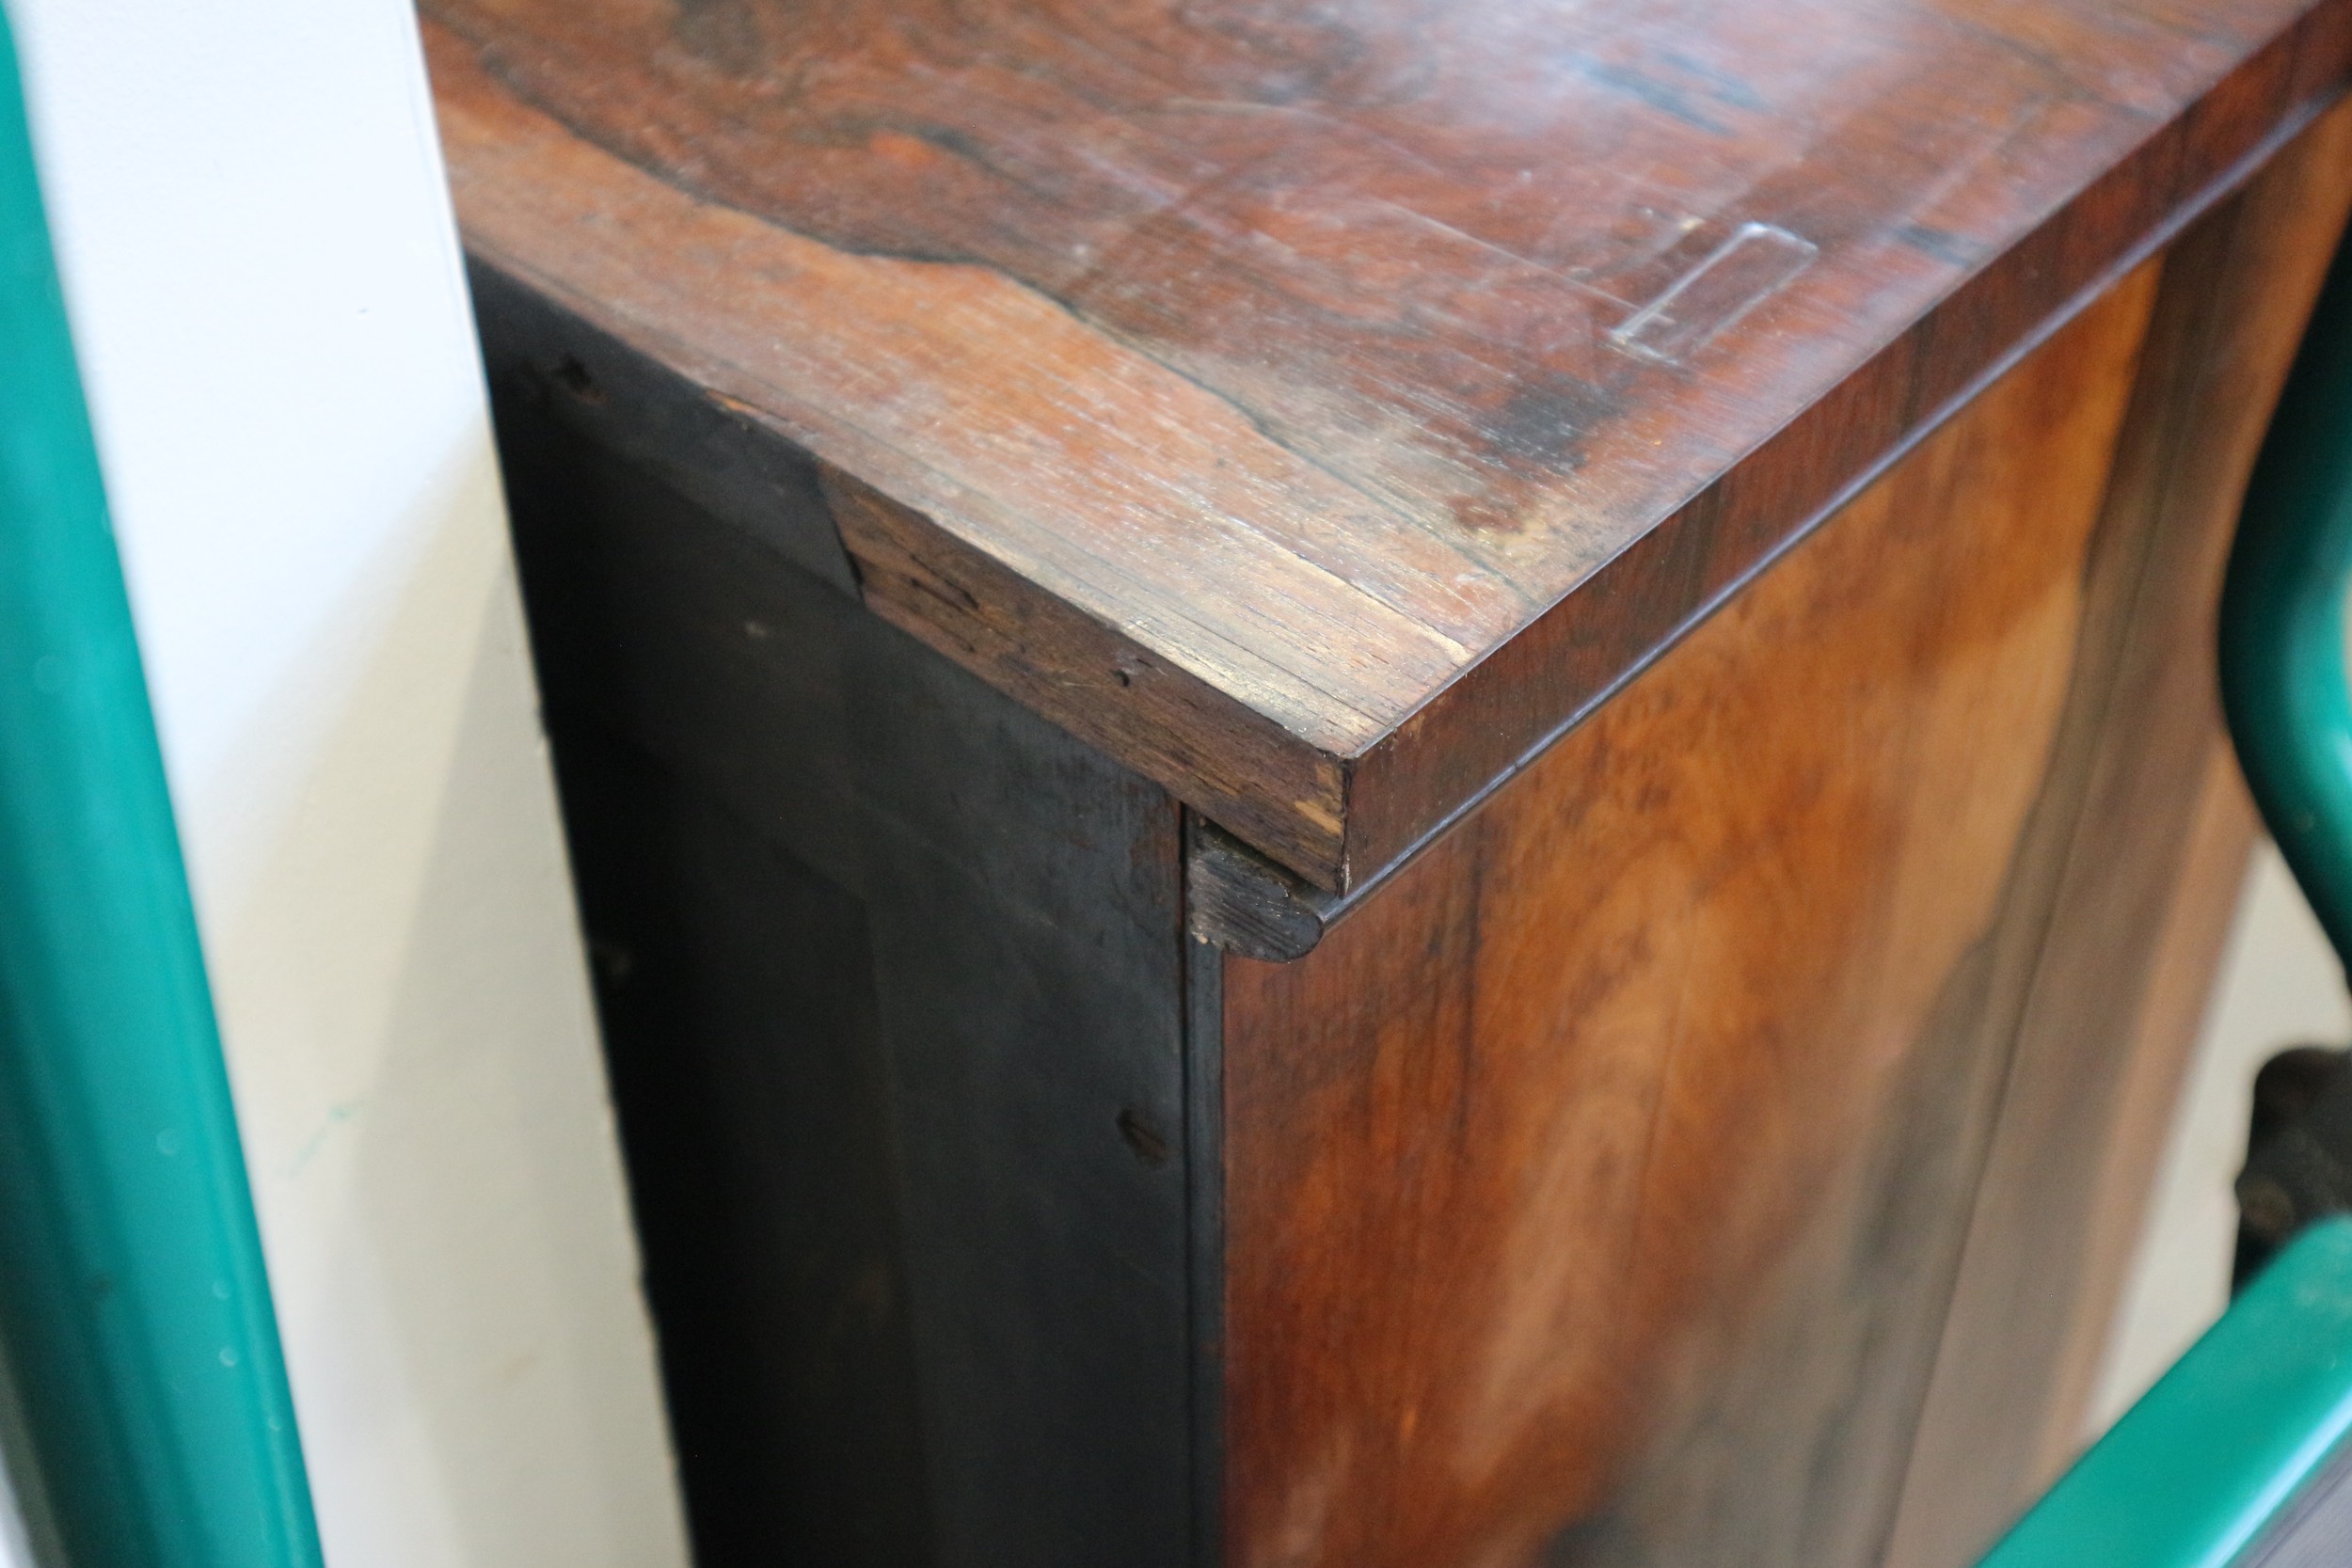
[{"left": 424, "top": 0, "right": 2352, "bottom": 890}]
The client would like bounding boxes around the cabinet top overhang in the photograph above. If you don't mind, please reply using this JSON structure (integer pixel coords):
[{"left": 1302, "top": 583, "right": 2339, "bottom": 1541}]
[{"left": 424, "top": 0, "right": 2352, "bottom": 893}]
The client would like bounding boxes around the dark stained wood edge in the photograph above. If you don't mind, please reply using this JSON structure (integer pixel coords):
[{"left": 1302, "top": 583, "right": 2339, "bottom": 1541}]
[
  {"left": 1343, "top": 15, "right": 2352, "bottom": 886},
  {"left": 461, "top": 234, "right": 1363, "bottom": 880},
  {"left": 1184, "top": 820, "right": 1338, "bottom": 962},
  {"left": 824, "top": 470, "right": 1349, "bottom": 879}
]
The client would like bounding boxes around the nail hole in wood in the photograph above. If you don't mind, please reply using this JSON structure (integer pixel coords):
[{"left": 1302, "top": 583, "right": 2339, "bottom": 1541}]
[
  {"left": 551, "top": 354, "right": 605, "bottom": 404},
  {"left": 1117, "top": 1107, "right": 1170, "bottom": 1167}
]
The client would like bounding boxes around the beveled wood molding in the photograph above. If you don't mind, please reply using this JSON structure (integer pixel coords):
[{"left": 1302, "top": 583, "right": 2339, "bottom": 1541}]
[{"left": 1184, "top": 818, "right": 1340, "bottom": 963}]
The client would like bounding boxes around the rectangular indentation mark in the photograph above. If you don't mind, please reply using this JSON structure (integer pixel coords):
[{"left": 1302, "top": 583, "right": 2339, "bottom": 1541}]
[{"left": 1610, "top": 221, "right": 1817, "bottom": 363}]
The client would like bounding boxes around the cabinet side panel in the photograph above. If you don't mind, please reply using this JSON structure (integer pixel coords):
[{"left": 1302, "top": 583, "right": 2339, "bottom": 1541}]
[
  {"left": 1884, "top": 97, "right": 2352, "bottom": 1568},
  {"left": 1220, "top": 263, "right": 2168, "bottom": 1568}
]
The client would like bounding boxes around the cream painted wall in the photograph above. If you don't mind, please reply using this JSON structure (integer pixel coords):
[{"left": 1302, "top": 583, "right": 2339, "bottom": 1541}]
[
  {"left": 2090, "top": 840, "right": 2352, "bottom": 1430},
  {"left": 8, "top": 2, "right": 689, "bottom": 1563}
]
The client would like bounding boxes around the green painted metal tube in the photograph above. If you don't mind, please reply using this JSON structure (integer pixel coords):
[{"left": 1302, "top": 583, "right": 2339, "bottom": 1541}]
[
  {"left": 2220, "top": 233, "right": 2352, "bottom": 967},
  {"left": 0, "top": 12, "right": 323, "bottom": 1568},
  {"left": 1976, "top": 1216, "right": 2352, "bottom": 1568}
]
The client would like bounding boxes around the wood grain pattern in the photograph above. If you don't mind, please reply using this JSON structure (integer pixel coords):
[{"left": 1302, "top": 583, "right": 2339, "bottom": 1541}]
[
  {"left": 2042, "top": 747, "right": 2256, "bottom": 1441},
  {"left": 1219, "top": 263, "right": 2176, "bottom": 1568},
  {"left": 1884, "top": 100, "right": 2352, "bottom": 1568},
  {"left": 422, "top": 0, "right": 2352, "bottom": 891}
]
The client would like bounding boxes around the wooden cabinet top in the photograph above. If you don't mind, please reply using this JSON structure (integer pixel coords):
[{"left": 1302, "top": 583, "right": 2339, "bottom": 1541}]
[{"left": 424, "top": 0, "right": 2351, "bottom": 893}]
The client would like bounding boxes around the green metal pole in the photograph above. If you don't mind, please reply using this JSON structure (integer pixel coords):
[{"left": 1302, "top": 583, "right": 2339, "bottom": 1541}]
[
  {"left": 1975, "top": 1217, "right": 2352, "bottom": 1568},
  {"left": 2220, "top": 232, "right": 2352, "bottom": 967},
  {"left": 0, "top": 11, "right": 323, "bottom": 1567}
]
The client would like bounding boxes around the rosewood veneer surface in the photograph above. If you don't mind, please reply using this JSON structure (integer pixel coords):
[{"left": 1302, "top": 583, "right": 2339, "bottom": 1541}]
[{"left": 423, "top": 0, "right": 2352, "bottom": 892}]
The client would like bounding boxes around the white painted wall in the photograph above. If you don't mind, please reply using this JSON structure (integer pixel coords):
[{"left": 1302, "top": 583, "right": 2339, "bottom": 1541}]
[{"left": 8, "top": 3, "right": 689, "bottom": 1563}]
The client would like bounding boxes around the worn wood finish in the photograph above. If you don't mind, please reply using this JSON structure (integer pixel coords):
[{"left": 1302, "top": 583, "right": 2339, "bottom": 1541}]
[
  {"left": 1221, "top": 259, "right": 2189, "bottom": 1568},
  {"left": 423, "top": 0, "right": 2352, "bottom": 892},
  {"left": 485, "top": 366, "right": 1203, "bottom": 1566},
  {"left": 1884, "top": 103, "right": 2352, "bottom": 1568}
]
